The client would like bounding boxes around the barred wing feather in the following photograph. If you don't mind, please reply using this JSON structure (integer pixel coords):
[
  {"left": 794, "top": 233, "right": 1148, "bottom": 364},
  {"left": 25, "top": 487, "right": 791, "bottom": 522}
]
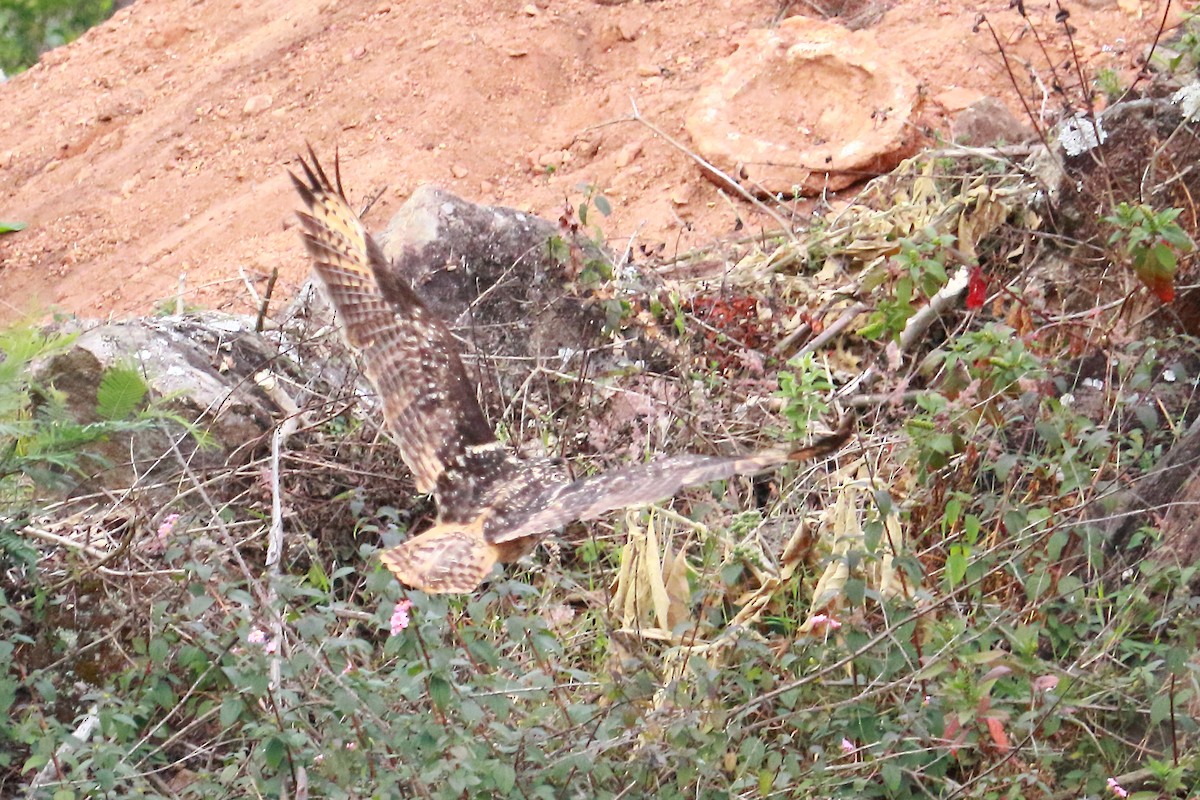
[{"left": 291, "top": 150, "right": 496, "bottom": 493}]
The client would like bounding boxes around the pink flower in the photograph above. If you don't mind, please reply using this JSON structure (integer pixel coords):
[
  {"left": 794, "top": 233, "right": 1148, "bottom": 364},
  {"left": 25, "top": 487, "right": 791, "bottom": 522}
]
[
  {"left": 1107, "top": 777, "right": 1128, "bottom": 798},
  {"left": 157, "top": 513, "right": 181, "bottom": 539},
  {"left": 389, "top": 599, "right": 413, "bottom": 635},
  {"left": 143, "top": 513, "right": 182, "bottom": 555},
  {"left": 345, "top": 742, "right": 356, "bottom": 751},
  {"left": 840, "top": 738, "right": 855, "bottom": 754},
  {"left": 1032, "top": 674, "right": 1060, "bottom": 692},
  {"left": 808, "top": 614, "right": 842, "bottom": 632},
  {"left": 247, "top": 627, "right": 277, "bottom": 654}
]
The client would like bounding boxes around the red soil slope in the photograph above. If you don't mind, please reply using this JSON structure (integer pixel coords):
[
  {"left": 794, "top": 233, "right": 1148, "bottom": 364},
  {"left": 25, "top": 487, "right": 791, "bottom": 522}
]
[{"left": 0, "top": 0, "right": 1184, "bottom": 322}]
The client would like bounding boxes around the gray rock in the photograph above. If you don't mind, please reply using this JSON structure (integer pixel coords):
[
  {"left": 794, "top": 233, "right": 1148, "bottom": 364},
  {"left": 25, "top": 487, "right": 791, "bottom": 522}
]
[
  {"left": 35, "top": 313, "right": 283, "bottom": 495},
  {"left": 950, "top": 97, "right": 1034, "bottom": 146},
  {"left": 376, "top": 185, "right": 610, "bottom": 367}
]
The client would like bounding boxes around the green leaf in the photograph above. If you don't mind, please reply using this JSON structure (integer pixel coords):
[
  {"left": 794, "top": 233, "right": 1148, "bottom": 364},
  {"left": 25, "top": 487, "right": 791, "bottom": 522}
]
[
  {"left": 491, "top": 762, "right": 516, "bottom": 793},
  {"left": 149, "top": 679, "right": 176, "bottom": 710},
  {"left": 758, "top": 769, "right": 774, "bottom": 794},
  {"left": 1150, "top": 242, "right": 1178, "bottom": 272},
  {"left": 95, "top": 365, "right": 148, "bottom": 420},
  {"left": 946, "top": 544, "right": 969, "bottom": 588},
  {"left": 881, "top": 759, "right": 902, "bottom": 792},
  {"left": 943, "top": 496, "right": 962, "bottom": 529},
  {"left": 306, "top": 560, "right": 331, "bottom": 591},
  {"left": 593, "top": 195, "right": 612, "bottom": 216},
  {"left": 428, "top": 674, "right": 452, "bottom": 710},
  {"left": 1056, "top": 574, "right": 1083, "bottom": 598},
  {"left": 263, "top": 736, "right": 287, "bottom": 769},
  {"left": 220, "top": 696, "right": 245, "bottom": 727},
  {"left": 1163, "top": 226, "right": 1195, "bottom": 250},
  {"left": 0, "top": 221, "right": 26, "bottom": 234},
  {"left": 1150, "top": 692, "right": 1171, "bottom": 727},
  {"left": 186, "top": 594, "right": 214, "bottom": 617}
]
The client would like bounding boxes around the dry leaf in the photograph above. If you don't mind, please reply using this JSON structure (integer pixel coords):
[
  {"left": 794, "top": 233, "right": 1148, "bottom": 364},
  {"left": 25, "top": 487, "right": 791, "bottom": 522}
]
[
  {"left": 644, "top": 517, "right": 672, "bottom": 631},
  {"left": 805, "top": 483, "right": 862, "bottom": 619},
  {"left": 778, "top": 522, "right": 811, "bottom": 582},
  {"left": 613, "top": 512, "right": 690, "bottom": 640},
  {"left": 876, "top": 510, "right": 911, "bottom": 600},
  {"left": 663, "top": 541, "right": 692, "bottom": 631},
  {"left": 984, "top": 717, "right": 1011, "bottom": 753}
]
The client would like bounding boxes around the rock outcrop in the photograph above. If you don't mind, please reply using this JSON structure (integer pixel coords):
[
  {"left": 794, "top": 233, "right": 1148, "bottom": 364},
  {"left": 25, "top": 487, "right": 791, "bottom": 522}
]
[
  {"left": 685, "top": 16, "right": 921, "bottom": 198},
  {"left": 35, "top": 313, "right": 284, "bottom": 494},
  {"left": 376, "top": 185, "right": 611, "bottom": 370}
]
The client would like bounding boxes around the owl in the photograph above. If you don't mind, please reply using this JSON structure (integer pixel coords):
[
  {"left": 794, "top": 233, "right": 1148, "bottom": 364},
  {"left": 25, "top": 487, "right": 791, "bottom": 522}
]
[{"left": 292, "top": 149, "right": 851, "bottom": 593}]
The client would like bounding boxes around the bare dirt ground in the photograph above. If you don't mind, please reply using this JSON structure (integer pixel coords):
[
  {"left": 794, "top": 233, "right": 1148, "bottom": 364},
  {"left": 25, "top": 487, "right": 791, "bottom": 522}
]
[{"left": 0, "top": 0, "right": 1189, "bottom": 323}]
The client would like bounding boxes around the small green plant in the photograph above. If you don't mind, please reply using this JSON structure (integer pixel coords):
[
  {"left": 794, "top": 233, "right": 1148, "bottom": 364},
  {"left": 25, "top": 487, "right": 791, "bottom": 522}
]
[
  {"left": 574, "top": 182, "right": 612, "bottom": 231},
  {"left": 941, "top": 321, "right": 1042, "bottom": 395},
  {"left": 0, "top": 322, "right": 205, "bottom": 570},
  {"left": 1103, "top": 202, "right": 1195, "bottom": 303},
  {"left": 777, "top": 352, "right": 833, "bottom": 440},
  {"left": 151, "top": 297, "right": 203, "bottom": 316},
  {"left": 903, "top": 322, "right": 1043, "bottom": 479},
  {"left": 1168, "top": 23, "right": 1200, "bottom": 72},
  {"left": 1092, "top": 67, "right": 1124, "bottom": 104},
  {"left": 858, "top": 229, "right": 955, "bottom": 340},
  {"left": 571, "top": 183, "right": 616, "bottom": 290},
  {"left": 546, "top": 186, "right": 635, "bottom": 337}
]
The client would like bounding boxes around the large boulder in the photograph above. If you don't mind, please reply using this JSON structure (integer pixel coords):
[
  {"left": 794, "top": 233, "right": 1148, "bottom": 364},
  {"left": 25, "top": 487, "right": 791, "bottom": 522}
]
[
  {"left": 685, "top": 16, "right": 921, "bottom": 198},
  {"left": 376, "top": 184, "right": 611, "bottom": 366},
  {"left": 35, "top": 313, "right": 283, "bottom": 494}
]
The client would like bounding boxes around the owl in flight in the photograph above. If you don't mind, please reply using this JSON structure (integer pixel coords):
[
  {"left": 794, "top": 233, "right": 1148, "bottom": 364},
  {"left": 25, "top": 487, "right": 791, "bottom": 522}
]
[{"left": 291, "top": 149, "right": 852, "bottom": 593}]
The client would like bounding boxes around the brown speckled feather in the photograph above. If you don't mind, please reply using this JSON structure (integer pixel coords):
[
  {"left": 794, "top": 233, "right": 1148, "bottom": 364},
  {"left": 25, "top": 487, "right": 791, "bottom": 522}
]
[
  {"left": 489, "top": 411, "right": 855, "bottom": 544},
  {"left": 294, "top": 149, "right": 852, "bottom": 594},
  {"left": 377, "top": 523, "right": 497, "bottom": 594},
  {"left": 291, "top": 149, "right": 495, "bottom": 494}
]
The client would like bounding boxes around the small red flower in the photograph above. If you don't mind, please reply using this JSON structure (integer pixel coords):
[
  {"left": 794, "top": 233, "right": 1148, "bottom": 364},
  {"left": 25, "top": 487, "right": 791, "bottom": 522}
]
[{"left": 966, "top": 266, "right": 988, "bottom": 309}]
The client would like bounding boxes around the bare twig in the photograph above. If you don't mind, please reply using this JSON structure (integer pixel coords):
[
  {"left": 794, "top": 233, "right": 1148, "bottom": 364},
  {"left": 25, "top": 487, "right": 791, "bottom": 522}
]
[
  {"left": 627, "top": 98, "right": 799, "bottom": 238},
  {"left": 897, "top": 264, "right": 972, "bottom": 352},
  {"left": 25, "top": 705, "right": 100, "bottom": 797},
  {"left": 255, "top": 267, "right": 279, "bottom": 333},
  {"left": 977, "top": 15, "right": 1050, "bottom": 146},
  {"left": 797, "top": 302, "right": 868, "bottom": 357},
  {"left": 1126, "top": 0, "right": 1176, "bottom": 98},
  {"left": 846, "top": 389, "right": 926, "bottom": 409},
  {"left": 256, "top": 370, "right": 303, "bottom": 692},
  {"left": 238, "top": 266, "right": 262, "bottom": 307},
  {"left": 358, "top": 184, "right": 388, "bottom": 219}
]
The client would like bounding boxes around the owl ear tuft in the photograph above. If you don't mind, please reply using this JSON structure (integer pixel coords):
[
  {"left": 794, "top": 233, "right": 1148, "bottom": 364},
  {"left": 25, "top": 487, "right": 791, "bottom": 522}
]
[{"left": 378, "top": 527, "right": 498, "bottom": 594}]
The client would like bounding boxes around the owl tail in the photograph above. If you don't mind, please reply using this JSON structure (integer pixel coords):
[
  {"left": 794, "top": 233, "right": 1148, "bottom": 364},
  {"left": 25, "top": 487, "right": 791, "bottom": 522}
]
[{"left": 378, "top": 526, "right": 499, "bottom": 594}]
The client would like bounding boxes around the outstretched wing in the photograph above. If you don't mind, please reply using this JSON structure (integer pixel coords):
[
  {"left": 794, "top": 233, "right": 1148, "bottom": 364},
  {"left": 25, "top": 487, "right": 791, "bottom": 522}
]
[
  {"left": 291, "top": 149, "right": 496, "bottom": 493},
  {"left": 378, "top": 524, "right": 499, "bottom": 594},
  {"left": 491, "top": 413, "right": 854, "bottom": 544}
]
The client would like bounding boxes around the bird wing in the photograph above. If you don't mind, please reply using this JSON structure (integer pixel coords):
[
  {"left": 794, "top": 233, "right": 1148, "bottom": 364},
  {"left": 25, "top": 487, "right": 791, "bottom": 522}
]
[
  {"left": 378, "top": 523, "right": 498, "bottom": 594},
  {"left": 490, "top": 413, "right": 854, "bottom": 544},
  {"left": 291, "top": 149, "right": 497, "bottom": 494}
]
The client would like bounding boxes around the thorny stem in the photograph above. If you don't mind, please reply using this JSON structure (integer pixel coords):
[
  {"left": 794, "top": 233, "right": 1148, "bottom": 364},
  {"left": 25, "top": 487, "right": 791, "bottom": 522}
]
[{"left": 977, "top": 15, "right": 1049, "bottom": 146}]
